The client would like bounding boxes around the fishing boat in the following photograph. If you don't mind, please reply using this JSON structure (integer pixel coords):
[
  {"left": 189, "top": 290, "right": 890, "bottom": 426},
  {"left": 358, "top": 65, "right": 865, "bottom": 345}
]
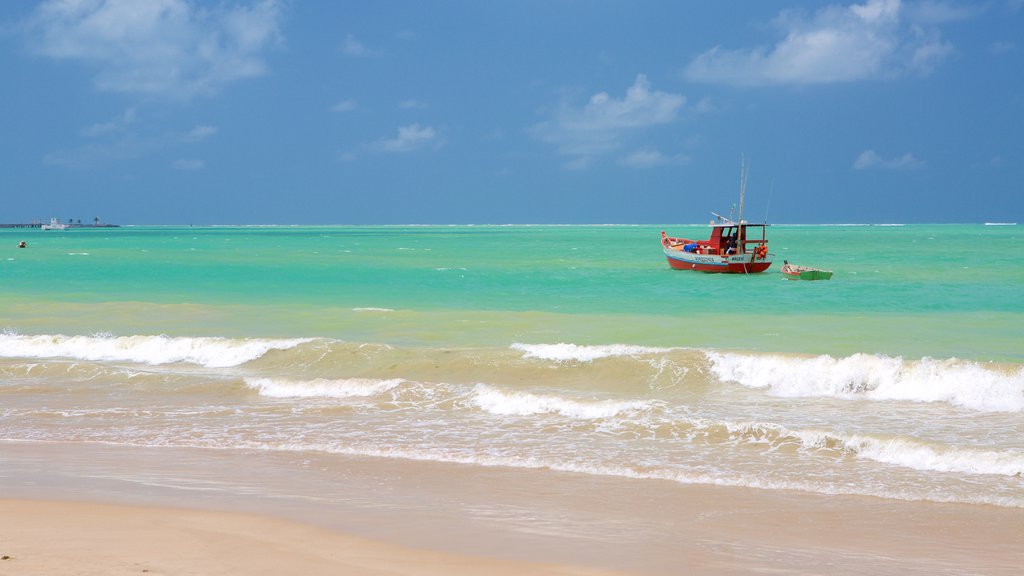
[
  {"left": 661, "top": 221, "right": 771, "bottom": 273},
  {"left": 661, "top": 159, "right": 772, "bottom": 273},
  {"left": 781, "top": 261, "right": 832, "bottom": 281}
]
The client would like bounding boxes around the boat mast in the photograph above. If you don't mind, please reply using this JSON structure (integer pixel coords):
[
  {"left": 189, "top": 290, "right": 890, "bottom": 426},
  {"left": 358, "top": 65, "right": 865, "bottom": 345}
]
[{"left": 737, "top": 156, "right": 748, "bottom": 254}]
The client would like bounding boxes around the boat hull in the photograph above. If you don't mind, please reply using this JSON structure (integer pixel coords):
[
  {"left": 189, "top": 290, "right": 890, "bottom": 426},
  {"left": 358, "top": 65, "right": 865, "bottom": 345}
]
[
  {"left": 663, "top": 249, "right": 773, "bottom": 273},
  {"left": 783, "top": 269, "right": 833, "bottom": 281}
]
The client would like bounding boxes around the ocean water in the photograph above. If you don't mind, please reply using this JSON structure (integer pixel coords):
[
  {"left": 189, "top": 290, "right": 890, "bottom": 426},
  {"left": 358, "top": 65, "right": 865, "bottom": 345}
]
[{"left": 1, "top": 224, "right": 1022, "bottom": 511}]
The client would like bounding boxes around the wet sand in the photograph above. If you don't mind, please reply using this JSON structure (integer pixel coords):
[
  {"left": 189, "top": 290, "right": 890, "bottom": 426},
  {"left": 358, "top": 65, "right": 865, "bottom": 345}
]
[{"left": 1, "top": 441, "right": 1021, "bottom": 575}]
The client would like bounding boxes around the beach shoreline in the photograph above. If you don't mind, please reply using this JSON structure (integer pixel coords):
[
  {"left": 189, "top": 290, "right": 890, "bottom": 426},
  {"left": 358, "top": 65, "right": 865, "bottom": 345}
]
[{"left": 2, "top": 441, "right": 1021, "bottom": 576}]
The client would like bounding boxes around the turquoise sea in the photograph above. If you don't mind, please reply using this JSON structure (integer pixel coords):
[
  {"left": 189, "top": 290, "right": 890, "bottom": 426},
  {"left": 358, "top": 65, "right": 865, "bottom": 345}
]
[
  {"left": 3, "top": 224, "right": 1022, "bottom": 358},
  {"left": 1, "top": 224, "right": 1022, "bottom": 518}
]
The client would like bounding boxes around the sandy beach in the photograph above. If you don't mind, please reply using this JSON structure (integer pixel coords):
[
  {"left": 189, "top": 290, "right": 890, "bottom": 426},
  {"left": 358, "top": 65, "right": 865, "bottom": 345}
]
[
  {"left": 0, "top": 499, "right": 623, "bottom": 576},
  {"left": 2, "top": 442, "right": 1022, "bottom": 576}
]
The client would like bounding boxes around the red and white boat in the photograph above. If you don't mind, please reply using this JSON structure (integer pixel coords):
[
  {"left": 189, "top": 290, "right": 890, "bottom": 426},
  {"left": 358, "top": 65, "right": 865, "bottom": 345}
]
[
  {"left": 661, "top": 219, "right": 772, "bottom": 273},
  {"left": 661, "top": 159, "right": 773, "bottom": 273}
]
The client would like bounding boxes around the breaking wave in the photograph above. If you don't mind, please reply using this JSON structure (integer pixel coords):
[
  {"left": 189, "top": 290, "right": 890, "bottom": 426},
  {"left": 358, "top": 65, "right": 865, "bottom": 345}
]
[
  {"left": 511, "top": 342, "right": 672, "bottom": 362},
  {"left": 469, "top": 384, "right": 656, "bottom": 418},
  {"left": 245, "top": 377, "right": 404, "bottom": 399},
  {"left": 705, "top": 350, "right": 1024, "bottom": 413},
  {"left": 0, "top": 332, "right": 311, "bottom": 368}
]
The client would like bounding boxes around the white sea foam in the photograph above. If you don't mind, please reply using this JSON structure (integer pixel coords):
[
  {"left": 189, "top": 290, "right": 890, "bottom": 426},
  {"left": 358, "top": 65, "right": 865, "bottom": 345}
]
[
  {"left": 842, "top": 434, "right": 1024, "bottom": 476},
  {"left": 245, "top": 377, "right": 403, "bottom": 399},
  {"left": 0, "top": 333, "right": 311, "bottom": 368},
  {"left": 250, "top": 442, "right": 1024, "bottom": 509},
  {"left": 705, "top": 351, "right": 1024, "bottom": 412},
  {"left": 470, "top": 384, "right": 654, "bottom": 418},
  {"left": 511, "top": 342, "right": 671, "bottom": 363},
  {"left": 352, "top": 307, "right": 394, "bottom": 312}
]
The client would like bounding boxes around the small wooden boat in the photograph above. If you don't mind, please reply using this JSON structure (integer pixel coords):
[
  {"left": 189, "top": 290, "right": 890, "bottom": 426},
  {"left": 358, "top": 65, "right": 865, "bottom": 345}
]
[{"left": 781, "top": 261, "right": 832, "bottom": 281}]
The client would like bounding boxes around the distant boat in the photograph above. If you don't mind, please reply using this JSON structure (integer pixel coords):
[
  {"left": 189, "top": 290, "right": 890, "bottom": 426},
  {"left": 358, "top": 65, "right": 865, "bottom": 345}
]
[
  {"left": 40, "top": 218, "right": 67, "bottom": 231},
  {"left": 661, "top": 158, "right": 772, "bottom": 274},
  {"left": 781, "top": 261, "right": 833, "bottom": 281}
]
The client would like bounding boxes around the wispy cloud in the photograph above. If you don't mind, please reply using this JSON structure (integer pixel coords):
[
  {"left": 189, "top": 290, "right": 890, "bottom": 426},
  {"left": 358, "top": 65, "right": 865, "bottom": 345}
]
[
  {"left": 990, "top": 41, "right": 1015, "bottom": 54},
  {"left": 331, "top": 99, "right": 358, "bottom": 112},
  {"left": 905, "top": 0, "right": 982, "bottom": 24},
  {"left": 618, "top": 149, "right": 690, "bottom": 169},
  {"left": 342, "top": 34, "right": 377, "bottom": 57},
  {"left": 530, "top": 74, "right": 685, "bottom": 169},
  {"left": 369, "top": 123, "right": 441, "bottom": 153},
  {"left": 853, "top": 149, "right": 925, "bottom": 169},
  {"left": 399, "top": 99, "right": 427, "bottom": 110},
  {"left": 81, "top": 107, "right": 137, "bottom": 137},
  {"left": 44, "top": 134, "right": 152, "bottom": 168},
  {"left": 183, "top": 125, "right": 218, "bottom": 142},
  {"left": 172, "top": 158, "right": 205, "bottom": 171},
  {"left": 685, "top": 0, "right": 955, "bottom": 86},
  {"left": 23, "top": 0, "right": 284, "bottom": 99}
]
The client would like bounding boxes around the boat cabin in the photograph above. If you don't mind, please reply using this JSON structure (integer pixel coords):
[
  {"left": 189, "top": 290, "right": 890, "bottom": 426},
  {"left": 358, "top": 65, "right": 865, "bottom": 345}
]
[{"left": 700, "top": 223, "right": 768, "bottom": 255}]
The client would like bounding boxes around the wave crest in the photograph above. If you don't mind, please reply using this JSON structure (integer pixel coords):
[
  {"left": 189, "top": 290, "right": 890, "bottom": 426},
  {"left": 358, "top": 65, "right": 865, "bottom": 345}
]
[
  {"left": 470, "top": 384, "right": 655, "bottom": 419},
  {"left": 511, "top": 342, "right": 671, "bottom": 363},
  {"left": 245, "top": 377, "right": 403, "bottom": 399},
  {"left": 0, "top": 332, "right": 311, "bottom": 368},
  {"left": 706, "top": 351, "right": 1024, "bottom": 412}
]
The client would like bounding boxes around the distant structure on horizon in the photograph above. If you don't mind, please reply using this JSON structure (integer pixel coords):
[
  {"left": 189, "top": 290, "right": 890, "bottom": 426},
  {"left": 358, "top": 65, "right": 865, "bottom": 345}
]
[{"left": 0, "top": 216, "right": 120, "bottom": 229}]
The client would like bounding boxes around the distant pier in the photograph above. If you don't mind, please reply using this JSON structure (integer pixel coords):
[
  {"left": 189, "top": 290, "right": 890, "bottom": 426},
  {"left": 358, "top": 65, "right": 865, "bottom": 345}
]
[{"left": 0, "top": 220, "right": 120, "bottom": 229}]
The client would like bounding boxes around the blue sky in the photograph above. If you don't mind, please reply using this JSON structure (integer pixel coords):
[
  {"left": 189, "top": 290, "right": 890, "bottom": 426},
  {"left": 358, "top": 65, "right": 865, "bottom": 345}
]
[{"left": 1, "top": 0, "right": 1021, "bottom": 224}]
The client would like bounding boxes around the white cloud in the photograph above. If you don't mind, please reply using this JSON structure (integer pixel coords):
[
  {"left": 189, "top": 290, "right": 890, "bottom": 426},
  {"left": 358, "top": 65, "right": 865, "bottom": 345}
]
[
  {"left": 399, "top": 99, "right": 427, "bottom": 110},
  {"left": 172, "top": 158, "right": 205, "bottom": 171},
  {"left": 183, "top": 125, "right": 218, "bottom": 142},
  {"left": 369, "top": 123, "right": 440, "bottom": 153},
  {"left": 342, "top": 34, "right": 376, "bottom": 57},
  {"left": 331, "top": 99, "right": 358, "bottom": 112},
  {"left": 619, "top": 149, "right": 690, "bottom": 168},
  {"left": 530, "top": 74, "right": 685, "bottom": 168},
  {"left": 853, "top": 149, "right": 925, "bottom": 169},
  {"left": 685, "top": 0, "right": 955, "bottom": 86},
  {"left": 24, "top": 0, "right": 284, "bottom": 99}
]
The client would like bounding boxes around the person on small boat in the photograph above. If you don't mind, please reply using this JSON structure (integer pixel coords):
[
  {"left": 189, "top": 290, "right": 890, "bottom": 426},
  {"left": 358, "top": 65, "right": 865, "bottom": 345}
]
[{"left": 17, "top": 241, "right": 27, "bottom": 248}]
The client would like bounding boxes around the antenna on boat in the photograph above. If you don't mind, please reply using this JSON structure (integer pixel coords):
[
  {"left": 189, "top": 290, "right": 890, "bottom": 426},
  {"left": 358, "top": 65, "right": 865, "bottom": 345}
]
[
  {"left": 737, "top": 155, "right": 748, "bottom": 252},
  {"left": 737, "top": 156, "right": 751, "bottom": 274}
]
